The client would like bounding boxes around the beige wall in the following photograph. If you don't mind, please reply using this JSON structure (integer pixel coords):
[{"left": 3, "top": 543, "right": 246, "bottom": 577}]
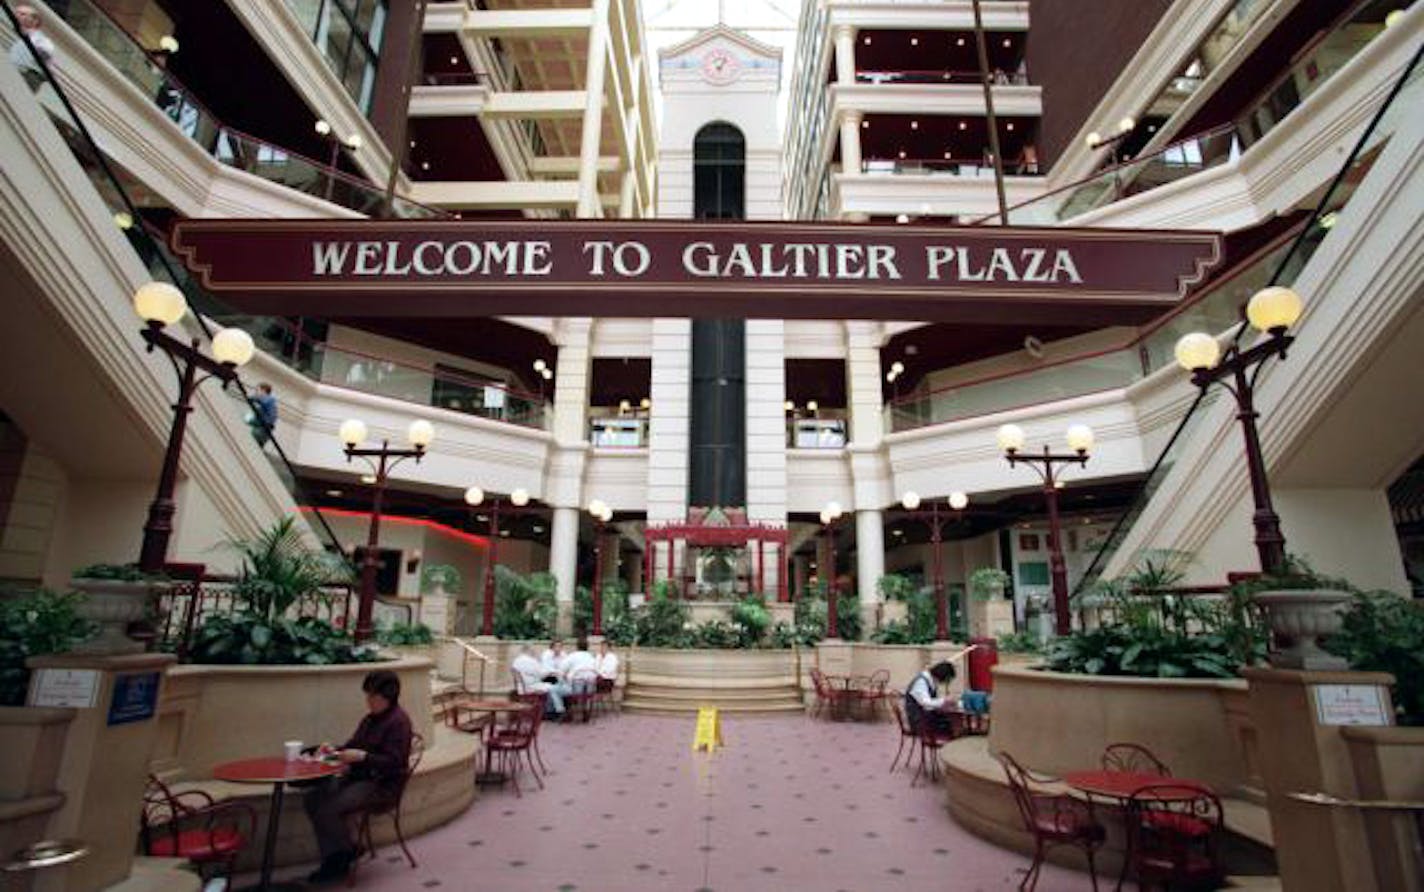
[
  {"left": 0, "top": 439, "right": 64, "bottom": 584},
  {"left": 319, "top": 511, "right": 489, "bottom": 601}
]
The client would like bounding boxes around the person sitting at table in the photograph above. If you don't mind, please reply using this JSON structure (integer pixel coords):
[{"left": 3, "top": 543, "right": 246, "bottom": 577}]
[
  {"left": 563, "top": 637, "right": 598, "bottom": 695},
  {"left": 302, "top": 670, "right": 413, "bottom": 885},
  {"left": 904, "top": 661, "right": 958, "bottom": 738},
  {"left": 594, "top": 639, "right": 619, "bottom": 693},
  {"left": 513, "top": 645, "right": 568, "bottom": 719},
  {"left": 539, "top": 638, "right": 566, "bottom": 683}
]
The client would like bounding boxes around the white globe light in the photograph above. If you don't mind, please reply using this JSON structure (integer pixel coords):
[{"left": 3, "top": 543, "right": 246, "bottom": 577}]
[
  {"left": 338, "top": 418, "right": 367, "bottom": 447},
  {"left": 132, "top": 281, "right": 187, "bottom": 326},
  {"left": 1065, "top": 424, "right": 1095, "bottom": 454},
  {"left": 1085, "top": 131, "right": 1102, "bottom": 149},
  {"left": 407, "top": 419, "right": 435, "bottom": 448},
  {"left": 211, "top": 327, "right": 254, "bottom": 366},
  {"left": 949, "top": 491, "right": 969, "bottom": 511},
  {"left": 314, "top": 119, "right": 332, "bottom": 136},
  {"left": 1385, "top": 9, "right": 1404, "bottom": 27},
  {"left": 158, "top": 35, "right": 179, "bottom": 54},
  {"left": 826, "top": 500, "right": 843, "bottom": 519},
  {"left": 541, "top": 368, "right": 553, "bottom": 380},
  {"left": 588, "top": 498, "right": 608, "bottom": 517},
  {"left": 1174, "top": 332, "right": 1221, "bottom": 371},
  {"left": 890, "top": 361, "right": 905, "bottom": 374},
  {"left": 533, "top": 359, "right": 546, "bottom": 372},
  {"left": 784, "top": 400, "right": 795, "bottom": 412},
  {"left": 1246, "top": 286, "right": 1303, "bottom": 333},
  {"left": 640, "top": 398, "right": 651, "bottom": 410},
  {"left": 464, "top": 486, "right": 485, "bottom": 507},
  {"left": 997, "top": 423, "right": 1026, "bottom": 453},
  {"left": 510, "top": 488, "right": 530, "bottom": 506},
  {"left": 1118, "top": 116, "right": 1136, "bottom": 134},
  {"left": 618, "top": 399, "right": 631, "bottom": 413},
  {"left": 114, "top": 211, "right": 134, "bottom": 230},
  {"left": 345, "top": 134, "right": 363, "bottom": 151},
  {"left": 807, "top": 400, "right": 819, "bottom": 412},
  {"left": 901, "top": 491, "right": 921, "bottom": 510},
  {"left": 819, "top": 509, "right": 832, "bottom": 525},
  {"left": 600, "top": 506, "right": 614, "bottom": 522}
]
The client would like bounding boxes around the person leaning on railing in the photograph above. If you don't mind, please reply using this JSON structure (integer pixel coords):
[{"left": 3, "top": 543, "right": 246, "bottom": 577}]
[{"left": 8, "top": 3, "right": 56, "bottom": 91}]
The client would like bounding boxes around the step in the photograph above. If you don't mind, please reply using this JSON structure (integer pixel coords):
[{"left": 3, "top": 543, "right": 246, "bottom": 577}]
[
  {"left": 622, "top": 699, "right": 808, "bottom": 715},
  {"left": 625, "top": 685, "right": 804, "bottom": 702},
  {"left": 628, "top": 673, "right": 801, "bottom": 689}
]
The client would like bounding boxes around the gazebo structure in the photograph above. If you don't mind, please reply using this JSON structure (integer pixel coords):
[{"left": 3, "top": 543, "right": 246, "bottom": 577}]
[{"left": 643, "top": 507, "right": 790, "bottom": 601}]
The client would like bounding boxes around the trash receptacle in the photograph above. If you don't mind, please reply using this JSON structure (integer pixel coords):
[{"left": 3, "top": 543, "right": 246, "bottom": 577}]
[{"left": 968, "top": 636, "right": 999, "bottom": 693}]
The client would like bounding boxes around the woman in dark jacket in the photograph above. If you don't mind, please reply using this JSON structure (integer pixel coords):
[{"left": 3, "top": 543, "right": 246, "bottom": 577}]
[{"left": 303, "top": 670, "right": 413, "bottom": 884}]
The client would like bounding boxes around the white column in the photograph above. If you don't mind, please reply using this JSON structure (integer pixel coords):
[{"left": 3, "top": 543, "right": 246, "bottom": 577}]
[
  {"left": 844, "top": 321, "right": 884, "bottom": 448},
  {"left": 833, "top": 25, "right": 857, "bottom": 84},
  {"left": 645, "top": 319, "right": 691, "bottom": 578},
  {"left": 551, "top": 319, "right": 593, "bottom": 445},
  {"left": 549, "top": 506, "right": 580, "bottom": 632},
  {"left": 839, "top": 110, "right": 863, "bottom": 177},
  {"left": 856, "top": 508, "right": 886, "bottom": 613},
  {"left": 576, "top": 0, "right": 611, "bottom": 218},
  {"left": 745, "top": 319, "right": 787, "bottom": 593},
  {"left": 618, "top": 168, "right": 637, "bottom": 219}
]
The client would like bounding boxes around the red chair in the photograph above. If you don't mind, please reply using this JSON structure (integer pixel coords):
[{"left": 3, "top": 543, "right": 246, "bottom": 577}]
[
  {"left": 1102, "top": 742, "right": 1171, "bottom": 776},
  {"left": 141, "top": 775, "right": 256, "bottom": 883},
  {"left": 344, "top": 732, "right": 425, "bottom": 881},
  {"left": 487, "top": 705, "right": 544, "bottom": 797},
  {"left": 998, "top": 752, "right": 1104, "bottom": 892},
  {"left": 887, "top": 693, "right": 917, "bottom": 774},
  {"left": 808, "top": 668, "right": 853, "bottom": 720},
  {"left": 565, "top": 671, "right": 599, "bottom": 723},
  {"left": 856, "top": 669, "right": 891, "bottom": 719},
  {"left": 912, "top": 708, "right": 969, "bottom": 787},
  {"left": 1125, "top": 783, "right": 1224, "bottom": 890},
  {"left": 508, "top": 689, "right": 550, "bottom": 778}
]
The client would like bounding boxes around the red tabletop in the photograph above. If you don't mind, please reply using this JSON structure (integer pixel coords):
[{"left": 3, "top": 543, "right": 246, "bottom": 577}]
[
  {"left": 1062, "top": 770, "right": 1209, "bottom": 801},
  {"left": 212, "top": 757, "right": 344, "bottom": 785},
  {"left": 457, "top": 699, "right": 534, "bottom": 712}
]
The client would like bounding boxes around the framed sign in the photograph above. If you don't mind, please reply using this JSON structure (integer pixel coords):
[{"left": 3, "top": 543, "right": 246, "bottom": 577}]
[
  {"left": 31, "top": 668, "right": 100, "bottom": 708},
  {"left": 1313, "top": 684, "right": 1390, "bottom": 726},
  {"left": 107, "top": 671, "right": 162, "bottom": 726}
]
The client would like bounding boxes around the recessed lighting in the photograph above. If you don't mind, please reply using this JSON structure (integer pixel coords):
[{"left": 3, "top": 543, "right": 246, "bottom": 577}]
[
  {"left": 897, "top": 149, "right": 906, "bottom": 158},
  {"left": 955, "top": 37, "right": 966, "bottom": 47},
  {"left": 421, "top": 161, "right": 430, "bottom": 170},
  {"left": 450, "top": 55, "right": 459, "bottom": 64},
  {"left": 500, "top": 530, "right": 510, "bottom": 537},
  {"left": 409, "top": 139, "right": 416, "bottom": 147},
  {"left": 910, "top": 37, "right": 918, "bottom": 46},
  {"left": 1002, "top": 38, "right": 1012, "bottom": 48},
  {"left": 326, "top": 489, "right": 343, "bottom": 497},
  {"left": 533, "top": 525, "right": 545, "bottom": 533},
  {"left": 861, "top": 119, "right": 869, "bottom": 128},
  {"left": 892, "top": 529, "right": 904, "bottom": 536},
  {"left": 895, "top": 213, "right": 909, "bottom": 223},
  {"left": 1006, "top": 122, "right": 1015, "bottom": 131},
  {"left": 476, "top": 514, "right": 489, "bottom": 521},
  {"left": 910, "top": 120, "right": 919, "bottom": 129},
  {"left": 863, "top": 36, "right": 872, "bottom": 45},
  {"left": 943, "top": 151, "right": 951, "bottom": 159},
  {"left": 958, "top": 121, "right": 968, "bottom": 130},
  {"left": 360, "top": 474, "right": 377, "bottom": 484},
  {"left": 905, "top": 344, "right": 918, "bottom": 355}
]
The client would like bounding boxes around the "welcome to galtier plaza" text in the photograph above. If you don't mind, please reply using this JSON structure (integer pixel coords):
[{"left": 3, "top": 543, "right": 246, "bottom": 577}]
[{"left": 311, "top": 239, "right": 1085, "bottom": 284}]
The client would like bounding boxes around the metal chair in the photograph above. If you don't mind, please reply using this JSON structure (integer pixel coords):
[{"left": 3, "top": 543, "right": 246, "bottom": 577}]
[
  {"left": 487, "top": 706, "right": 544, "bottom": 797},
  {"left": 345, "top": 732, "right": 425, "bottom": 880},
  {"left": 998, "top": 752, "right": 1104, "bottom": 891},
  {"left": 887, "top": 693, "right": 917, "bottom": 773},
  {"left": 141, "top": 775, "right": 256, "bottom": 883},
  {"left": 1102, "top": 742, "right": 1171, "bottom": 776},
  {"left": 1125, "top": 783, "right": 1225, "bottom": 890}
]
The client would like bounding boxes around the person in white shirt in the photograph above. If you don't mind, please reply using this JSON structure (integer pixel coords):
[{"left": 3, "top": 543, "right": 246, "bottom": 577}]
[
  {"left": 562, "top": 638, "right": 598, "bottom": 696},
  {"left": 512, "top": 646, "right": 566, "bottom": 717},
  {"left": 594, "top": 640, "right": 619, "bottom": 694},
  {"left": 904, "top": 661, "right": 957, "bottom": 738},
  {"left": 539, "top": 639, "right": 566, "bottom": 682},
  {"left": 9, "top": 4, "right": 56, "bottom": 90}
]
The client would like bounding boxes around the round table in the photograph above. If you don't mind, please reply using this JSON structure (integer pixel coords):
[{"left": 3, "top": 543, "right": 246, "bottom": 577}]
[
  {"left": 448, "top": 700, "right": 534, "bottom": 785},
  {"left": 1061, "top": 770, "right": 1206, "bottom": 801},
  {"left": 212, "top": 757, "right": 344, "bottom": 891}
]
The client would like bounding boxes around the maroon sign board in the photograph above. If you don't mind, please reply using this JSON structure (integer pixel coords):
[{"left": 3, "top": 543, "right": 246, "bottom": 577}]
[{"left": 170, "top": 219, "right": 1222, "bottom": 324}]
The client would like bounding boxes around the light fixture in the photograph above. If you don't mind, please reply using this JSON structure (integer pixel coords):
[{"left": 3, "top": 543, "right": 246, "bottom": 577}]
[
  {"left": 510, "top": 488, "right": 530, "bottom": 506},
  {"left": 449, "top": 55, "right": 459, "bottom": 64},
  {"left": 910, "top": 37, "right": 919, "bottom": 46},
  {"left": 640, "top": 397, "right": 651, "bottom": 410},
  {"left": 541, "top": 367, "right": 553, "bottom": 380},
  {"left": 861, "top": 119, "right": 869, "bottom": 129},
  {"left": 114, "top": 211, "right": 134, "bottom": 230},
  {"left": 210, "top": 327, "right": 255, "bottom": 366},
  {"left": 863, "top": 35, "right": 872, "bottom": 45},
  {"left": 420, "top": 161, "right": 430, "bottom": 171},
  {"left": 588, "top": 498, "right": 609, "bottom": 517},
  {"left": 1002, "top": 38, "right": 1011, "bottom": 48},
  {"left": 896, "top": 213, "right": 910, "bottom": 223},
  {"left": 784, "top": 400, "right": 795, "bottom": 412},
  {"left": 360, "top": 473, "right": 377, "bottom": 484},
  {"left": 1174, "top": 332, "right": 1221, "bottom": 371},
  {"left": 943, "top": 151, "right": 952, "bottom": 159},
  {"left": 1085, "top": 131, "right": 1102, "bottom": 149},
  {"left": 890, "top": 361, "right": 905, "bottom": 374},
  {"left": 158, "top": 35, "right": 179, "bottom": 54},
  {"left": 618, "top": 399, "right": 631, "bottom": 413},
  {"left": 897, "top": 150, "right": 907, "bottom": 159},
  {"left": 956, "top": 37, "right": 966, "bottom": 46},
  {"left": 958, "top": 121, "right": 968, "bottom": 131},
  {"left": 325, "top": 489, "right": 343, "bottom": 497},
  {"left": 132, "top": 281, "right": 187, "bottom": 327},
  {"left": 1318, "top": 211, "right": 1338, "bottom": 230},
  {"left": 339, "top": 419, "right": 368, "bottom": 447},
  {"left": 948, "top": 491, "right": 969, "bottom": 511},
  {"left": 1385, "top": 8, "right": 1405, "bottom": 27},
  {"left": 1118, "top": 116, "right": 1136, "bottom": 134},
  {"left": 314, "top": 119, "right": 332, "bottom": 137},
  {"left": 407, "top": 419, "right": 435, "bottom": 448},
  {"left": 996, "top": 423, "right": 1026, "bottom": 453},
  {"left": 1006, "top": 122, "right": 1015, "bottom": 131},
  {"left": 910, "top": 120, "right": 919, "bottom": 130},
  {"left": 345, "top": 134, "right": 363, "bottom": 151},
  {"left": 806, "top": 400, "right": 819, "bottom": 412},
  {"left": 533, "top": 359, "right": 546, "bottom": 372},
  {"left": 825, "top": 500, "right": 843, "bottom": 519},
  {"left": 901, "top": 491, "right": 921, "bottom": 510},
  {"left": 1246, "top": 285, "right": 1303, "bottom": 334},
  {"left": 1065, "top": 424, "right": 1095, "bottom": 454},
  {"left": 464, "top": 486, "right": 485, "bottom": 506}
]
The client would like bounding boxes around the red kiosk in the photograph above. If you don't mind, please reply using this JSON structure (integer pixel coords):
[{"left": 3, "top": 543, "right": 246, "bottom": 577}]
[{"left": 642, "top": 507, "right": 791, "bottom": 601}]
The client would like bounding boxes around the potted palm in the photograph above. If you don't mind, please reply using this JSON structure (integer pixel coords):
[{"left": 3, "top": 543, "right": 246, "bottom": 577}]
[
  {"left": 1247, "top": 556, "right": 1354, "bottom": 670},
  {"left": 968, "top": 567, "right": 1014, "bottom": 638},
  {"left": 69, "top": 563, "right": 168, "bottom": 655}
]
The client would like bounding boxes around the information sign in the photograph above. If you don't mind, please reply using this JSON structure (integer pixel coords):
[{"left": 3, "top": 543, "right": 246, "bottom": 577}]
[
  {"left": 107, "top": 671, "right": 161, "bottom": 726},
  {"left": 31, "top": 668, "right": 100, "bottom": 708},
  {"left": 1314, "top": 684, "right": 1391, "bottom": 726}
]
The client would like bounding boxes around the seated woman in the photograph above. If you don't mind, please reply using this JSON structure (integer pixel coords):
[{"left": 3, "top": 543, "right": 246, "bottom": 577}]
[
  {"left": 302, "top": 670, "right": 413, "bottom": 885},
  {"left": 594, "top": 640, "right": 619, "bottom": 694},
  {"left": 904, "top": 661, "right": 958, "bottom": 739}
]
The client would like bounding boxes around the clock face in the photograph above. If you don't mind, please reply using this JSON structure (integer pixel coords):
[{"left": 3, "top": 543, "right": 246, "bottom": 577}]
[{"left": 700, "top": 49, "right": 741, "bottom": 85}]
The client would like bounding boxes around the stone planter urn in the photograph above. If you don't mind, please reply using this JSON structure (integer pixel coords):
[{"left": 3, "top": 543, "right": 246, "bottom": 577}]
[
  {"left": 1253, "top": 589, "right": 1352, "bottom": 670},
  {"left": 970, "top": 599, "right": 1015, "bottom": 639},
  {"left": 69, "top": 579, "right": 161, "bottom": 655}
]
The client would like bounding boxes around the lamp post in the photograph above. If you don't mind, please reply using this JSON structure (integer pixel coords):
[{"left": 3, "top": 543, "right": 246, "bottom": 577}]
[
  {"left": 339, "top": 417, "right": 435, "bottom": 643},
  {"left": 533, "top": 359, "right": 553, "bottom": 401},
  {"left": 1085, "top": 116, "right": 1137, "bottom": 197},
  {"left": 314, "top": 119, "right": 362, "bottom": 200},
  {"left": 997, "top": 422, "right": 1094, "bottom": 636},
  {"left": 464, "top": 486, "right": 531, "bottom": 636},
  {"left": 818, "top": 501, "right": 846, "bottom": 638},
  {"left": 899, "top": 490, "right": 969, "bottom": 640},
  {"left": 133, "top": 282, "right": 255, "bottom": 572},
  {"left": 1174, "top": 285, "right": 1304, "bottom": 576},
  {"left": 587, "top": 499, "right": 615, "bottom": 636}
]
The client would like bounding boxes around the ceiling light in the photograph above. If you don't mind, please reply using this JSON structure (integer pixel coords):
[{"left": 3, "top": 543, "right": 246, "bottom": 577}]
[
  {"left": 360, "top": 474, "right": 377, "bottom": 484},
  {"left": 910, "top": 120, "right": 919, "bottom": 130},
  {"left": 113, "top": 211, "right": 133, "bottom": 230},
  {"left": 325, "top": 489, "right": 343, "bottom": 497},
  {"left": 958, "top": 121, "right": 968, "bottom": 130},
  {"left": 861, "top": 119, "right": 869, "bottom": 129},
  {"left": 863, "top": 36, "right": 872, "bottom": 45},
  {"left": 450, "top": 56, "right": 459, "bottom": 64},
  {"left": 910, "top": 37, "right": 919, "bottom": 46},
  {"left": 1006, "top": 122, "right": 1015, "bottom": 131},
  {"left": 409, "top": 139, "right": 416, "bottom": 148},
  {"left": 897, "top": 149, "right": 906, "bottom": 158},
  {"left": 421, "top": 161, "right": 430, "bottom": 171},
  {"left": 943, "top": 151, "right": 952, "bottom": 159},
  {"left": 895, "top": 214, "right": 909, "bottom": 223},
  {"left": 956, "top": 37, "right": 966, "bottom": 47},
  {"left": 533, "top": 525, "right": 545, "bottom": 533},
  {"left": 1002, "top": 38, "right": 1011, "bottom": 48}
]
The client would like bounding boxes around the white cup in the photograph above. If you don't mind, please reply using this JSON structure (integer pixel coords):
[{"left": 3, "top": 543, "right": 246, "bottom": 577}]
[{"left": 284, "top": 740, "right": 303, "bottom": 761}]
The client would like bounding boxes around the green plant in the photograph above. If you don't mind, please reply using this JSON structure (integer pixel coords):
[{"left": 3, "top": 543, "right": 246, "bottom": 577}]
[
  {"left": 1247, "top": 553, "right": 1354, "bottom": 593},
  {"left": 224, "top": 517, "right": 352, "bottom": 623},
  {"left": 375, "top": 621, "right": 435, "bottom": 646},
  {"left": 969, "top": 567, "right": 1011, "bottom": 601},
  {"left": 792, "top": 584, "right": 862, "bottom": 642},
  {"left": 693, "top": 620, "right": 742, "bottom": 649},
  {"left": 870, "top": 584, "right": 938, "bottom": 644},
  {"left": 729, "top": 596, "right": 772, "bottom": 647},
  {"left": 1326, "top": 591, "right": 1424, "bottom": 726},
  {"left": 1043, "top": 624, "right": 1241, "bottom": 678},
  {"left": 493, "top": 566, "right": 557, "bottom": 640},
  {"left": 997, "top": 631, "right": 1043, "bottom": 655},
  {"left": 0, "top": 589, "right": 94, "bottom": 705},
  {"left": 72, "top": 563, "right": 166, "bottom": 582},
  {"left": 574, "top": 579, "right": 631, "bottom": 639},
  {"left": 877, "top": 573, "right": 917, "bottom": 601},
  {"left": 420, "top": 564, "right": 461, "bottom": 594},
  {"left": 634, "top": 586, "right": 692, "bottom": 647},
  {"left": 189, "top": 613, "right": 380, "bottom": 665}
]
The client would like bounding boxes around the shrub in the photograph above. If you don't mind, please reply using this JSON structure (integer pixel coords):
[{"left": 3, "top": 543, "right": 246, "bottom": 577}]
[
  {"left": 1326, "top": 591, "right": 1424, "bottom": 726},
  {"left": 73, "top": 563, "right": 167, "bottom": 582},
  {"left": 0, "top": 589, "right": 94, "bottom": 705},
  {"left": 634, "top": 587, "right": 692, "bottom": 647},
  {"left": 969, "top": 567, "right": 1011, "bottom": 601},
  {"left": 493, "top": 566, "right": 557, "bottom": 640},
  {"left": 997, "top": 631, "right": 1043, "bottom": 655},
  {"left": 189, "top": 614, "right": 379, "bottom": 665},
  {"left": 1043, "top": 624, "right": 1241, "bottom": 679},
  {"left": 375, "top": 622, "right": 435, "bottom": 646},
  {"left": 729, "top": 596, "right": 772, "bottom": 647},
  {"left": 694, "top": 620, "right": 742, "bottom": 649}
]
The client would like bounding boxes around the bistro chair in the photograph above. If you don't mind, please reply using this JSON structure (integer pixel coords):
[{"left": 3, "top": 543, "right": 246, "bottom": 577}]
[
  {"left": 998, "top": 752, "right": 1104, "bottom": 892},
  {"left": 140, "top": 774, "right": 256, "bottom": 883},
  {"left": 856, "top": 669, "right": 892, "bottom": 719},
  {"left": 1124, "top": 783, "right": 1225, "bottom": 890},
  {"left": 487, "top": 705, "right": 544, "bottom": 797},
  {"left": 887, "top": 693, "right": 917, "bottom": 773},
  {"left": 345, "top": 732, "right": 425, "bottom": 881},
  {"left": 507, "top": 690, "right": 551, "bottom": 777},
  {"left": 1102, "top": 742, "right": 1171, "bottom": 777}
]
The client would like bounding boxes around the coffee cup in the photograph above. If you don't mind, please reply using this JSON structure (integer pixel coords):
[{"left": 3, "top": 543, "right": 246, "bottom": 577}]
[{"left": 284, "top": 740, "right": 303, "bottom": 761}]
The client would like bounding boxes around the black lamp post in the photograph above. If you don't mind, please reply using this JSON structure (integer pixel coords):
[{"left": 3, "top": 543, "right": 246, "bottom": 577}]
[
  {"left": 998, "top": 423, "right": 1095, "bottom": 636},
  {"left": 819, "top": 501, "right": 847, "bottom": 638},
  {"left": 465, "top": 485, "right": 532, "bottom": 636},
  {"left": 1174, "top": 286, "right": 1305, "bottom": 576},
  {"left": 898, "top": 490, "right": 969, "bottom": 640},
  {"left": 339, "top": 417, "right": 434, "bottom": 643},
  {"left": 132, "top": 282, "right": 256, "bottom": 572},
  {"left": 587, "top": 499, "right": 615, "bottom": 636}
]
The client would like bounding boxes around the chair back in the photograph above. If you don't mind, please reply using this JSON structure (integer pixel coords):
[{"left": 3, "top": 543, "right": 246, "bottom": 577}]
[
  {"left": 809, "top": 667, "right": 827, "bottom": 696},
  {"left": 1125, "top": 783, "right": 1223, "bottom": 883},
  {"left": 997, "top": 752, "right": 1045, "bottom": 833},
  {"left": 1102, "top": 742, "right": 1170, "bottom": 776},
  {"left": 888, "top": 692, "right": 913, "bottom": 736},
  {"left": 392, "top": 733, "right": 425, "bottom": 801},
  {"left": 866, "top": 669, "right": 890, "bottom": 694},
  {"left": 140, "top": 774, "right": 184, "bottom": 853},
  {"left": 510, "top": 665, "right": 526, "bottom": 695}
]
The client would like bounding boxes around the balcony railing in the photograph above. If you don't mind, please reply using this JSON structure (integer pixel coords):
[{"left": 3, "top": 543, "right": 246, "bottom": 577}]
[
  {"left": 44, "top": 0, "right": 444, "bottom": 219},
  {"left": 590, "top": 416, "right": 649, "bottom": 448},
  {"left": 789, "top": 418, "right": 847, "bottom": 449},
  {"left": 855, "top": 68, "right": 1030, "bottom": 86},
  {"left": 861, "top": 154, "right": 1041, "bottom": 176}
]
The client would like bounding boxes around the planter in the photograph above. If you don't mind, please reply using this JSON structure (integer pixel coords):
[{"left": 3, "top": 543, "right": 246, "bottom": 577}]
[
  {"left": 1253, "top": 589, "right": 1351, "bottom": 670},
  {"left": 969, "top": 599, "right": 1014, "bottom": 639},
  {"left": 69, "top": 579, "right": 162, "bottom": 656}
]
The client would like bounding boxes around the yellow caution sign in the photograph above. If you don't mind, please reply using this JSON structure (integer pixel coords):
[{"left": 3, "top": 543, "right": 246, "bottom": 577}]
[{"left": 692, "top": 706, "right": 722, "bottom": 752}]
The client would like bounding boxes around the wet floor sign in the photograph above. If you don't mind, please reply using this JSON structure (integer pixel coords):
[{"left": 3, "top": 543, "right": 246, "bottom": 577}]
[{"left": 692, "top": 706, "right": 722, "bottom": 752}]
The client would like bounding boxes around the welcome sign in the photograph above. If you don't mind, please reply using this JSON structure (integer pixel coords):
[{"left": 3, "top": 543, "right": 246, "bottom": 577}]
[{"left": 171, "top": 220, "right": 1222, "bottom": 323}]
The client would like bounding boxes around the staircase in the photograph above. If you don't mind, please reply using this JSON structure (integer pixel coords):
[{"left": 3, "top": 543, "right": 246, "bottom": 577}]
[{"left": 621, "top": 649, "right": 806, "bottom": 714}]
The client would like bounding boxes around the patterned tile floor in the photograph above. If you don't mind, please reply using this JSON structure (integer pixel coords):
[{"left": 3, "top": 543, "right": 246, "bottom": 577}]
[{"left": 269, "top": 713, "right": 1095, "bottom": 891}]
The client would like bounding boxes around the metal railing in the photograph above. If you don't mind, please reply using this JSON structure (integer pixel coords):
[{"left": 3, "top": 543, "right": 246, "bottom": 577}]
[
  {"left": 854, "top": 68, "right": 1030, "bottom": 86},
  {"left": 450, "top": 636, "right": 491, "bottom": 696},
  {"left": 861, "top": 154, "right": 1042, "bottom": 176}
]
